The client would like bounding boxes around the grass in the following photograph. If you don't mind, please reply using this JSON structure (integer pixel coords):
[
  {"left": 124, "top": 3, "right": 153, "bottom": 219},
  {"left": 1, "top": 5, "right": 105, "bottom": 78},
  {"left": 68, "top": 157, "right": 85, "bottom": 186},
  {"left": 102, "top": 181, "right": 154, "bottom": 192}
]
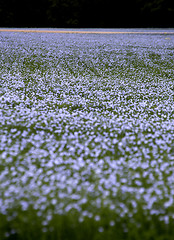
[
  {"left": 0, "top": 29, "right": 174, "bottom": 239},
  {"left": 1, "top": 207, "right": 174, "bottom": 240}
]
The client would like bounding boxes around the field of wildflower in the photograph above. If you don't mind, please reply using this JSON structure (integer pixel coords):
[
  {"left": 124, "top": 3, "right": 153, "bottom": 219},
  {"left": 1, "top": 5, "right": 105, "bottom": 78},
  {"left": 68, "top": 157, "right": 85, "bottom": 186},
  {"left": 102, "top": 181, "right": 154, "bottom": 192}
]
[{"left": 0, "top": 29, "right": 174, "bottom": 240}]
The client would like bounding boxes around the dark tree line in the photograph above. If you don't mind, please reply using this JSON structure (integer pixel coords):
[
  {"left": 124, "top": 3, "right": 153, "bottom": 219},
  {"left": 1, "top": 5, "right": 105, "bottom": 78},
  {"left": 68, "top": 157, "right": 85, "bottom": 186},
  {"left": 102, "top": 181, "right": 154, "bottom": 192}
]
[{"left": 0, "top": 0, "right": 173, "bottom": 28}]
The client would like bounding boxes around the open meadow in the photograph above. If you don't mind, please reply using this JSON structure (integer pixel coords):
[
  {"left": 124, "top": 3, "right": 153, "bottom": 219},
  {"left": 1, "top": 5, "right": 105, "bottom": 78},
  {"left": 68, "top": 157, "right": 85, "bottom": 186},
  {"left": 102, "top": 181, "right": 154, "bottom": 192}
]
[{"left": 0, "top": 29, "right": 174, "bottom": 240}]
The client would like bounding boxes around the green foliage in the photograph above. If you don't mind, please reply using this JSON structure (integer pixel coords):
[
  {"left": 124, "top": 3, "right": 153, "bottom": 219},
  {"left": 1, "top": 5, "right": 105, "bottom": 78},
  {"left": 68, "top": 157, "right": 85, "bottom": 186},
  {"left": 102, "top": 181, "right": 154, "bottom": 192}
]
[{"left": 1, "top": 207, "right": 174, "bottom": 240}]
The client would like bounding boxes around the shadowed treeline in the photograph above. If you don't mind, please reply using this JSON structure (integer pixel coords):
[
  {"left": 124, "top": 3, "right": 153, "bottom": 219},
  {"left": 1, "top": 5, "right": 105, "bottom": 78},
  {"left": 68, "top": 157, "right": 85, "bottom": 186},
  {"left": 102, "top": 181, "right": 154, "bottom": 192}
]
[{"left": 0, "top": 0, "right": 173, "bottom": 28}]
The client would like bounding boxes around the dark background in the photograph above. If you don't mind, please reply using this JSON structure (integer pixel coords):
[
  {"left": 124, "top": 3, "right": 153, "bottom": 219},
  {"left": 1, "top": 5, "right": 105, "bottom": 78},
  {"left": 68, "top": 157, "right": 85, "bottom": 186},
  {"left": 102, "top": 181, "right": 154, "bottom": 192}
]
[{"left": 0, "top": 0, "right": 173, "bottom": 28}]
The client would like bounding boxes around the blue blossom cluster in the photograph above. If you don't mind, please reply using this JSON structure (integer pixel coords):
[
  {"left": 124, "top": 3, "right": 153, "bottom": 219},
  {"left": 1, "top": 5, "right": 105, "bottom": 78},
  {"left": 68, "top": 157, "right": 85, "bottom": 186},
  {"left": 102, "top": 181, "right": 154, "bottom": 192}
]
[{"left": 0, "top": 30, "right": 174, "bottom": 233}]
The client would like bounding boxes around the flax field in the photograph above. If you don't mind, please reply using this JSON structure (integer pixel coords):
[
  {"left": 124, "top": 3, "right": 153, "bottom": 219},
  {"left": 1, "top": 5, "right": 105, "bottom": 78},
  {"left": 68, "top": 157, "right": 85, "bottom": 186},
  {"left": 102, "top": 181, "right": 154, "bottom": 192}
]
[{"left": 0, "top": 29, "right": 174, "bottom": 240}]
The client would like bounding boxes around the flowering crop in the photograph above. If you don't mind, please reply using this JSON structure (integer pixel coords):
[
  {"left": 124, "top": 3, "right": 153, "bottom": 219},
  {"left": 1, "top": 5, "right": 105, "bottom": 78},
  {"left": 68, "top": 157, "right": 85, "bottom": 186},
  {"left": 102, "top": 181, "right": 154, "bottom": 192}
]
[{"left": 0, "top": 30, "right": 174, "bottom": 239}]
